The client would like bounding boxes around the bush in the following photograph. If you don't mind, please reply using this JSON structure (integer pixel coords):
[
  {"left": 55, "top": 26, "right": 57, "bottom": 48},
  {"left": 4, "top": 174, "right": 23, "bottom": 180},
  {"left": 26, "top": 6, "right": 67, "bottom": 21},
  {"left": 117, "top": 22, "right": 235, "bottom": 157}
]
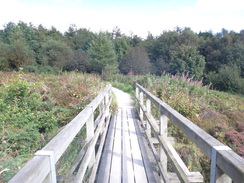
[
  {"left": 207, "top": 65, "right": 244, "bottom": 94},
  {"left": 23, "top": 65, "right": 59, "bottom": 74}
]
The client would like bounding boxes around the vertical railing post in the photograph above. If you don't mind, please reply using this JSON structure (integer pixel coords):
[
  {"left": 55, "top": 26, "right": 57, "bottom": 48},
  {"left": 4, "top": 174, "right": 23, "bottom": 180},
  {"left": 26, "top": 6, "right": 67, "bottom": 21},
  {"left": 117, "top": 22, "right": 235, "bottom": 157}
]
[
  {"left": 210, "top": 146, "right": 232, "bottom": 183},
  {"left": 105, "top": 92, "right": 110, "bottom": 117},
  {"left": 159, "top": 105, "right": 168, "bottom": 173},
  {"left": 136, "top": 86, "right": 139, "bottom": 99},
  {"left": 146, "top": 98, "right": 151, "bottom": 138},
  {"left": 86, "top": 105, "right": 95, "bottom": 168},
  {"left": 139, "top": 91, "right": 144, "bottom": 122}
]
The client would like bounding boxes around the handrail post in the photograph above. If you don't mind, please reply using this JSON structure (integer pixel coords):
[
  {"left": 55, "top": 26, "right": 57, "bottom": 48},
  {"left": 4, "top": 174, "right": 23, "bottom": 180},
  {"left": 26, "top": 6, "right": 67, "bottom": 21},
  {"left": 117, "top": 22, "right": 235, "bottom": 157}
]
[
  {"left": 136, "top": 86, "right": 139, "bottom": 99},
  {"left": 139, "top": 91, "right": 144, "bottom": 122},
  {"left": 159, "top": 106, "right": 168, "bottom": 173},
  {"left": 210, "top": 146, "right": 232, "bottom": 183},
  {"left": 146, "top": 98, "right": 151, "bottom": 138},
  {"left": 105, "top": 93, "right": 109, "bottom": 117},
  {"left": 35, "top": 151, "right": 56, "bottom": 183},
  {"left": 87, "top": 105, "right": 95, "bottom": 168}
]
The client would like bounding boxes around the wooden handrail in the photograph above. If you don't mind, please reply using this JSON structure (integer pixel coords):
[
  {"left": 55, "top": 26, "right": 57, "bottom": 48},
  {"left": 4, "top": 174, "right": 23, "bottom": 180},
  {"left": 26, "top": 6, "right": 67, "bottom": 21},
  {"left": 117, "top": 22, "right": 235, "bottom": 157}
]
[
  {"left": 9, "top": 84, "right": 112, "bottom": 183},
  {"left": 135, "top": 83, "right": 244, "bottom": 183}
]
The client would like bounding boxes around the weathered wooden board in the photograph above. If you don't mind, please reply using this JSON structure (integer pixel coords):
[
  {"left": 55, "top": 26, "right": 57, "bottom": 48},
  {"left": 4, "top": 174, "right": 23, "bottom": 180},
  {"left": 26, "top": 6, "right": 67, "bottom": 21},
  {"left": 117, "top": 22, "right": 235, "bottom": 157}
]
[
  {"left": 96, "top": 114, "right": 116, "bottom": 183},
  {"left": 109, "top": 109, "right": 122, "bottom": 183},
  {"left": 122, "top": 109, "right": 135, "bottom": 183},
  {"left": 127, "top": 109, "right": 148, "bottom": 183}
]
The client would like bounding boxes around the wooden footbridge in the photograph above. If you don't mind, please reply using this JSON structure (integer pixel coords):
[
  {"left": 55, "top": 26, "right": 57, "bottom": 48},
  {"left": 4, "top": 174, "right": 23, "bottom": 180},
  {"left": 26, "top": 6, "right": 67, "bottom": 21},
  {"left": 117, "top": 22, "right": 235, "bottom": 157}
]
[{"left": 9, "top": 84, "right": 244, "bottom": 183}]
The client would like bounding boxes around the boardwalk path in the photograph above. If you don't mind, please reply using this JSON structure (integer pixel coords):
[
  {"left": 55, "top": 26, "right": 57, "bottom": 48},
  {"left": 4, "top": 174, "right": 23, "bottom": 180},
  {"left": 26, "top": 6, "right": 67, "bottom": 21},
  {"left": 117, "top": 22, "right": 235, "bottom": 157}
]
[{"left": 96, "top": 87, "right": 157, "bottom": 183}]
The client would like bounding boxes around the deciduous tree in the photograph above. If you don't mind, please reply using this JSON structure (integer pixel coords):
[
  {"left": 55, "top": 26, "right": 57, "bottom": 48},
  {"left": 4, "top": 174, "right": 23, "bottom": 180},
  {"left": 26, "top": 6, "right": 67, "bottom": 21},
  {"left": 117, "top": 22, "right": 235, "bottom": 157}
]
[
  {"left": 168, "top": 46, "right": 205, "bottom": 79},
  {"left": 40, "top": 40, "right": 72, "bottom": 70},
  {"left": 119, "top": 46, "right": 151, "bottom": 75}
]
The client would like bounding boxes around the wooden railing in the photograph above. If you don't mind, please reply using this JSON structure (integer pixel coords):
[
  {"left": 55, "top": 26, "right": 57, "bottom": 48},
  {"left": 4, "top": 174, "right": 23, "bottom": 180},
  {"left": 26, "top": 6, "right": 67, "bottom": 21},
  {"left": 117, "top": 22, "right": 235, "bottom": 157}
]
[
  {"left": 135, "top": 83, "right": 244, "bottom": 183},
  {"left": 9, "top": 84, "right": 113, "bottom": 183}
]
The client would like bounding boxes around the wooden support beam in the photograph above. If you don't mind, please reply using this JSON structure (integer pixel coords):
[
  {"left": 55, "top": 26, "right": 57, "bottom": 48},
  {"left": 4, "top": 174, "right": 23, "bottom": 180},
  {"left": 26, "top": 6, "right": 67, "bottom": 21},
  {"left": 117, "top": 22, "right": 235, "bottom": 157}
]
[{"left": 135, "top": 83, "right": 244, "bottom": 183}]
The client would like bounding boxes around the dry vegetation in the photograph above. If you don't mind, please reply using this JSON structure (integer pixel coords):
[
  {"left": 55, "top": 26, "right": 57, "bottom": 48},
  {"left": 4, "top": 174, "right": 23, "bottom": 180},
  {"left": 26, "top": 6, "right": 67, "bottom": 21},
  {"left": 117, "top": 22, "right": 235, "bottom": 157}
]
[{"left": 0, "top": 71, "right": 104, "bottom": 182}]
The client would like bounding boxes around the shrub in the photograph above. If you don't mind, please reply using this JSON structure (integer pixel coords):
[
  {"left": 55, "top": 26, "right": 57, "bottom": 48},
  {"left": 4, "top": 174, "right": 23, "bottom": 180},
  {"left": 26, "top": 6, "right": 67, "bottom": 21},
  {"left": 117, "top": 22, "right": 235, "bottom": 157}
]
[
  {"left": 207, "top": 65, "right": 244, "bottom": 94},
  {"left": 23, "top": 65, "right": 60, "bottom": 74}
]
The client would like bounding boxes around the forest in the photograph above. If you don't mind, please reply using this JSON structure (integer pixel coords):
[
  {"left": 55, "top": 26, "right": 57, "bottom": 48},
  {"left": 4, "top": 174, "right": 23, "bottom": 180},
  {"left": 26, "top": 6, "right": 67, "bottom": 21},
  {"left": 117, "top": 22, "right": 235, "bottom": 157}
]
[
  {"left": 0, "top": 21, "right": 244, "bottom": 94},
  {"left": 0, "top": 21, "right": 244, "bottom": 182}
]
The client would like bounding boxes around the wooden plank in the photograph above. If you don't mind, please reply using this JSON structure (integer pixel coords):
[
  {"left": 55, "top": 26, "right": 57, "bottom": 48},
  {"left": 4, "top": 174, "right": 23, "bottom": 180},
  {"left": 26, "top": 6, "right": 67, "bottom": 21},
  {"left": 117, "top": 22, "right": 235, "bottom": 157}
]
[
  {"left": 95, "top": 114, "right": 116, "bottom": 183},
  {"left": 127, "top": 109, "right": 148, "bottom": 183},
  {"left": 138, "top": 112, "right": 170, "bottom": 183},
  {"left": 74, "top": 102, "right": 112, "bottom": 183},
  {"left": 96, "top": 114, "right": 115, "bottom": 181},
  {"left": 109, "top": 109, "right": 122, "bottom": 183},
  {"left": 122, "top": 108, "right": 135, "bottom": 183},
  {"left": 135, "top": 84, "right": 244, "bottom": 183},
  {"left": 131, "top": 109, "right": 159, "bottom": 183}
]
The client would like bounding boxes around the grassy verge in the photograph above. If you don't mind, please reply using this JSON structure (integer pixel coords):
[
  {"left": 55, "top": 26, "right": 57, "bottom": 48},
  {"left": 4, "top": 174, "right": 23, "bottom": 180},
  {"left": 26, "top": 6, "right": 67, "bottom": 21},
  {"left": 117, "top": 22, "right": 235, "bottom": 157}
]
[
  {"left": 108, "top": 73, "right": 244, "bottom": 182},
  {"left": 0, "top": 71, "right": 104, "bottom": 182}
]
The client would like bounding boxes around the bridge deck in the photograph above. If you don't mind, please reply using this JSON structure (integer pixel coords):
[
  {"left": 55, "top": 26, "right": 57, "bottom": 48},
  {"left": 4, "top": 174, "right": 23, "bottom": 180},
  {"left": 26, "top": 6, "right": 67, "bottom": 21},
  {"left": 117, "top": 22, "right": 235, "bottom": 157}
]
[{"left": 96, "top": 88, "right": 158, "bottom": 183}]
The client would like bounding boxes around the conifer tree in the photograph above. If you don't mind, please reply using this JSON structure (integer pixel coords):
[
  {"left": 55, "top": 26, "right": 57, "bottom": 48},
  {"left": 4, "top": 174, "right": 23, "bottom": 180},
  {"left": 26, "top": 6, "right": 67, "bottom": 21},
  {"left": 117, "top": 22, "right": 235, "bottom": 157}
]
[{"left": 88, "top": 33, "right": 118, "bottom": 74}]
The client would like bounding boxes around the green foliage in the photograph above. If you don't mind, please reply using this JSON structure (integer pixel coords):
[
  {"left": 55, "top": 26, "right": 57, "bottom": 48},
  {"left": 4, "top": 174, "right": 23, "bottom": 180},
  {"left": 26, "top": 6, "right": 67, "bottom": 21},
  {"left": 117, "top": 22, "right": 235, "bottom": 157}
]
[
  {"left": 0, "top": 72, "right": 104, "bottom": 182},
  {"left": 168, "top": 46, "right": 205, "bottom": 79},
  {"left": 65, "top": 25, "right": 95, "bottom": 51},
  {"left": 111, "top": 81, "right": 134, "bottom": 95},
  {"left": 40, "top": 39, "right": 72, "bottom": 70},
  {"left": 0, "top": 42, "right": 10, "bottom": 70},
  {"left": 108, "top": 73, "right": 243, "bottom": 182},
  {"left": 119, "top": 46, "right": 151, "bottom": 75},
  {"left": 113, "top": 37, "right": 131, "bottom": 62},
  {"left": 23, "top": 64, "right": 60, "bottom": 74},
  {"left": 0, "top": 21, "right": 244, "bottom": 94},
  {"left": 88, "top": 33, "right": 118, "bottom": 74},
  {"left": 207, "top": 65, "right": 244, "bottom": 94},
  {"left": 63, "top": 50, "right": 88, "bottom": 72}
]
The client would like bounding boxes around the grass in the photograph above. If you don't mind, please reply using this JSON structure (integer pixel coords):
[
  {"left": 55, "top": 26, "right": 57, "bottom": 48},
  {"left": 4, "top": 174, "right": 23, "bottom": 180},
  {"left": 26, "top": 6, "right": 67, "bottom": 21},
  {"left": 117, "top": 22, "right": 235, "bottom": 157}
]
[
  {"left": 1, "top": 71, "right": 243, "bottom": 182},
  {"left": 108, "top": 73, "right": 244, "bottom": 182},
  {"left": 0, "top": 71, "right": 104, "bottom": 182}
]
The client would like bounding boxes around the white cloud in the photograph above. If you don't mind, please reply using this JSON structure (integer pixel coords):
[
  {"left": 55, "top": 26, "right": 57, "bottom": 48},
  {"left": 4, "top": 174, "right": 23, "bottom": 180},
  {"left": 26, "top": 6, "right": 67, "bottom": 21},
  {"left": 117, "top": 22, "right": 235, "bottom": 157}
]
[{"left": 0, "top": 0, "right": 243, "bottom": 38}]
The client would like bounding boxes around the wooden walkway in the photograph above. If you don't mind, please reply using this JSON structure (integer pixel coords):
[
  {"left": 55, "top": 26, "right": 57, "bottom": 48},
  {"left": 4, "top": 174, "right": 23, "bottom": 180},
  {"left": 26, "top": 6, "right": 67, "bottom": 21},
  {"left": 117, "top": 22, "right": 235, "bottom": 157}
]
[
  {"left": 96, "top": 88, "right": 157, "bottom": 183},
  {"left": 9, "top": 84, "right": 244, "bottom": 183}
]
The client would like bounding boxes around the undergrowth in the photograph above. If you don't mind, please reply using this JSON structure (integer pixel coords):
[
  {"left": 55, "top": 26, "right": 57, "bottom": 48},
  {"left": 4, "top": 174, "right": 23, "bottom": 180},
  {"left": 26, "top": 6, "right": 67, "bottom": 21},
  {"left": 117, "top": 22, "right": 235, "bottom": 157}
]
[
  {"left": 0, "top": 71, "right": 103, "bottom": 182},
  {"left": 108, "top": 73, "right": 244, "bottom": 182}
]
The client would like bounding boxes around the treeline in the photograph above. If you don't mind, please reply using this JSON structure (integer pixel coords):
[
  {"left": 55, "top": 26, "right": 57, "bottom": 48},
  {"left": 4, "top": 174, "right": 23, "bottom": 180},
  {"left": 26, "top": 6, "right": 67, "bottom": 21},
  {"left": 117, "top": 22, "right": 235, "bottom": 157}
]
[{"left": 0, "top": 21, "right": 243, "bottom": 94}]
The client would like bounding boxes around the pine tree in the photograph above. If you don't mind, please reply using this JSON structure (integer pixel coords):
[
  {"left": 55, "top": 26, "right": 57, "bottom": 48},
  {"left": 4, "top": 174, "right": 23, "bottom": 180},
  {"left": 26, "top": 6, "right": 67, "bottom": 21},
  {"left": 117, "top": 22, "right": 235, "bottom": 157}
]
[{"left": 88, "top": 33, "right": 118, "bottom": 74}]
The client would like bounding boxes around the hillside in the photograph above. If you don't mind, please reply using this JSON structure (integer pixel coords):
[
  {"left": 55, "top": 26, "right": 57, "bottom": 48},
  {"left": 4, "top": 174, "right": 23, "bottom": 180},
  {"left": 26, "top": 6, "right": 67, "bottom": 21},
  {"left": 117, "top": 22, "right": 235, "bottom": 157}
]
[
  {"left": 0, "top": 71, "right": 104, "bottom": 182},
  {"left": 0, "top": 71, "right": 243, "bottom": 182},
  {"left": 111, "top": 73, "right": 244, "bottom": 181}
]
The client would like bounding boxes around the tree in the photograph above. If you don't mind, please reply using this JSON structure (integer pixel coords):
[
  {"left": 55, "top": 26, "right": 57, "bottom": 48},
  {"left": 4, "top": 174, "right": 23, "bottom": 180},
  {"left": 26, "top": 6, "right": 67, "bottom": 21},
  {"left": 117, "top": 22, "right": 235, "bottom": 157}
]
[
  {"left": 180, "top": 27, "right": 199, "bottom": 47},
  {"left": 119, "top": 46, "right": 151, "bottom": 75},
  {"left": 65, "top": 26, "right": 95, "bottom": 51},
  {"left": 113, "top": 37, "right": 131, "bottom": 63},
  {"left": 0, "top": 42, "right": 9, "bottom": 70},
  {"left": 64, "top": 50, "right": 88, "bottom": 72},
  {"left": 88, "top": 33, "right": 118, "bottom": 74},
  {"left": 40, "top": 40, "right": 72, "bottom": 70},
  {"left": 207, "top": 65, "right": 244, "bottom": 94},
  {"left": 221, "top": 43, "right": 244, "bottom": 77},
  {"left": 168, "top": 46, "right": 205, "bottom": 79},
  {"left": 6, "top": 27, "right": 35, "bottom": 69},
  {"left": 151, "top": 31, "right": 180, "bottom": 65}
]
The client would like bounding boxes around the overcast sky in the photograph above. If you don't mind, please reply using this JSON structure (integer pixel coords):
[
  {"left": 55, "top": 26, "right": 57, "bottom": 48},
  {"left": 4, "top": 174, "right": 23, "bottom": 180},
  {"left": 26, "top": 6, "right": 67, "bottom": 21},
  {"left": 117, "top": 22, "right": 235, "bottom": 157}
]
[{"left": 0, "top": 0, "right": 243, "bottom": 38}]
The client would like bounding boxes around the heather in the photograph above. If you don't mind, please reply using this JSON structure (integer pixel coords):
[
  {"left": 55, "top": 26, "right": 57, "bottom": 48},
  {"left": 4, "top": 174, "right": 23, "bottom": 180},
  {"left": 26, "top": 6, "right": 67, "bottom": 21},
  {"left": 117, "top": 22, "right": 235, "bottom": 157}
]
[
  {"left": 0, "top": 71, "right": 103, "bottom": 182},
  {"left": 110, "top": 73, "right": 244, "bottom": 181}
]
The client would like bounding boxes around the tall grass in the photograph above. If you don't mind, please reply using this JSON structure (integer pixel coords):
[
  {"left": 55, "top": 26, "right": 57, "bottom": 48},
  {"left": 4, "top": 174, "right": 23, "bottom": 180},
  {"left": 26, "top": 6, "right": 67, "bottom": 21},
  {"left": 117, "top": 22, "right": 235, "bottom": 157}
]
[
  {"left": 108, "top": 72, "right": 244, "bottom": 182},
  {"left": 0, "top": 71, "right": 104, "bottom": 182}
]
